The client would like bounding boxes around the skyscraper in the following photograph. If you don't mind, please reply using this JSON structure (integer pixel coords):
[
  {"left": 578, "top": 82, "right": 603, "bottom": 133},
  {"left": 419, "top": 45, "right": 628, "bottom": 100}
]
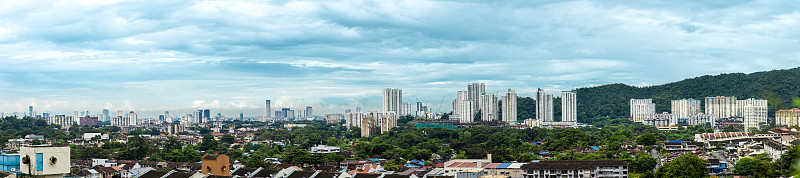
[
  {"left": 536, "top": 89, "right": 553, "bottom": 122},
  {"left": 561, "top": 91, "right": 577, "bottom": 122},
  {"left": 117, "top": 110, "right": 124, "bottom": 117},
  {"left": 630, "top": 98, "right": 655, "bottom": 122},
  {"left": 468, "top": 83, "right": 485, "bottom": 114},
  {"left": 265, "top": 100, "right": 271, "bottom": 118},
  {"left": 382, "top": 88, "right": 402, "bottom": 114},
  {"left": 480, "top": 93, "right": 498, "bottom": 122},
  {"left": 203, "top": 109, "right": 210, "bottom": 120},
  {"left": 305, "top": 106, "right": 313, "bottom": 118},
  {"left": 102, "top": 109, "right": 110, "bottom": 122},
  {"left": 28, "top": 106, "right": 33, "bottom": 117},
  {"left": 671, "top": 99, "right": 701, "bottom": 118},
  {"left": 195, "top": 110, "right": 203, "bottom": 123},
  {"left": 502, "top": 89, "right": 517, "bottom": 123}
]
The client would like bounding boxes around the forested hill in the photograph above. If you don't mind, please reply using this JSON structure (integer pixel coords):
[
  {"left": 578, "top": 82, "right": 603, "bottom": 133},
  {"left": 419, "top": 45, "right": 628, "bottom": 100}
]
[{"left": 574, "top": 67, "right": 800, "bottom": 121}]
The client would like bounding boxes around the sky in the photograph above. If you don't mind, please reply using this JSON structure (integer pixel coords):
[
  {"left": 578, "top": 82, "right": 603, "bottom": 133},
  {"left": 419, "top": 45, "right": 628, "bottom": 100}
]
[{"left": 1, "top": 0, "right": 799, "bottom": 117}]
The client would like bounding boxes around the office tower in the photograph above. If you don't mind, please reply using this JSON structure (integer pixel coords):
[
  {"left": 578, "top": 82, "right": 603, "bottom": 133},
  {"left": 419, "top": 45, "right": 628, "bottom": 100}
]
[
  {"left": 165, "top": 111, "right": 170, "bottom": 118},
  {"left": 453, "top": 91, "right": 474, "bottom": 123},
  {"left": 777, "top": 108, "right": 800, "bottom": 127},
  {"left": 630, "top": 98, "right": 655, "bottom": 122},
  {"left": 561, "top": 91, "right": 577, "bottom": 122},
  {"left": 281, "top": 108, "right": 291, "bottom": 119},
  {"left": 536, "top": 89, "right": 554, "bottom": 122},
  {"left": 468, "top": 83, "right": 485, "bottom": 114},
  {"left": 28, "top": 106, "right": 33, "bottom": 117},
  {"left": 705, "top": 96, "right": 738, "bottom": 119},
  {"left": 117, "top": 110, "right": 124, "bottom": 117},
  {"left": 382, "top": 88, "right": 402, "bottom": 114},
  {"left": 356, "top": 107, "right": 361, "bottom": 112},
  {"left": 102, "top": 109, "right": 109, "bottom": 122},
  {"left": 80, "top": 111, "right": 85, "bottom": 117},
  {"left": 74, "top": 111, "right": 79, "bottom": 117},
  {"left": 203, "top": 109, "right": 210, "bottom": 120},
  {"left": 502, "top": 89, "right": 518, "bottom": 123},
  {"left": 265, "top": 100, "right": 271, "bottom": 118},
  {"left": 671, "top": 99, "right": 702, "bottom": 118},
  {"left": 480, "top": 93, "right": 498, "bottom": 122},
  {"left": 159, "top": 115, "right": 165, "bottom": 121},
  {"left": 306, "top": 106, "right": 313, "bottom": 118},
  {"left": 42, "top": 113, "right": 49, "bottom": 117},
  {"left": 193, "top": 110, "right": 202, "bottom": 123},
  {"left": 739, "top": 98, "right": 767, "bottom": 130},
  {"left": 240, "top": 112, "right": 244, "bottom": 121},
  {"left": 345, "top": 109, "right": 351, "bottom": 114}
]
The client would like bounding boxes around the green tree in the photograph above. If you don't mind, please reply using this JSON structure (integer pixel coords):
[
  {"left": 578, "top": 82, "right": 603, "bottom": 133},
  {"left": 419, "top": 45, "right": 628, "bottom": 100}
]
[
  {"left": 221, "top": 134, "right": 236, "bottom": 144},
  {"left": 118, "top": 136, "right": 151, "bottom": 160},
  {"left": 636, "top": 133, "right": 658, "bottom": 146},
  {"left": 198, "top": 134, "right": 219, "bottom": 151},
  {"left": 735, "top": 157, "right": 778, "bottom": 177},
  {"left": 629, "top": 153, "right": 656, "bottom": 174},
  {"left": 722, "top": 125, "right": 739, "bottom": 132},
  {"left": 655, "top": 154, "right": 706, "bottom": 178}
]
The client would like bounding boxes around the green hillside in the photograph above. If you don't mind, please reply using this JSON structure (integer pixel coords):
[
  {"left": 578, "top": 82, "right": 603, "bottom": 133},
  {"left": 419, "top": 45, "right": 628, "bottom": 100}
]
[{"left": 574, "top": 67, "right": 800, "bottom": 121}]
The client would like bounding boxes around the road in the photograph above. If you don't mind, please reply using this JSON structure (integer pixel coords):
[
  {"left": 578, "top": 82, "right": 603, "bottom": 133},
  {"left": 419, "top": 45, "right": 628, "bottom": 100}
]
[{"left": 711, "top": 151, "right": 734, "bottom": 171}]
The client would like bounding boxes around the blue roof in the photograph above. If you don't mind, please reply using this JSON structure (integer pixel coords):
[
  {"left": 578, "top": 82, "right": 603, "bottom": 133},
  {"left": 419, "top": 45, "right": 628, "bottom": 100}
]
[
  {"left": 667, "top": 140, "right": 683, "bottom": 144},
  {"left": 369, "top": 159, "right": 380, "bottom": 161},
  {"left": 497, "top": 163, "right": 512, "bottom": 168},
  {"left": 404, "top": 164, "right": 420, "bottom": 168},
  {"left": 539, "top": 152, "right": 549, "bottom": 154},
  {"left": 590, "top": 146, "right": 599, "bottom": 151}
]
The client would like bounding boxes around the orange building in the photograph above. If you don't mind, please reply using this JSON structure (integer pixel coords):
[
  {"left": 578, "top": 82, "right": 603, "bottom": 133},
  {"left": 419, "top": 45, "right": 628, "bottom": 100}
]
[{"left": 201, "top": 154, "right": 230, "bottom": 176}]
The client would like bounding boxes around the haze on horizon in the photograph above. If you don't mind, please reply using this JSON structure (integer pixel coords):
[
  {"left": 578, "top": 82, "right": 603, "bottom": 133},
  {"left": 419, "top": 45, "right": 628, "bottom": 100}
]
[{"left": 1, "top": 0, "right": 799, "bottom": 117}]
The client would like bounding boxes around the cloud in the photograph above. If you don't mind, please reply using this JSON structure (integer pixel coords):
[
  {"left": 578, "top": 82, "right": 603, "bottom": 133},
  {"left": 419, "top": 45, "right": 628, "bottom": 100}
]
[{"left": 1, "top": 0, "right": 800, "bottom": 116}]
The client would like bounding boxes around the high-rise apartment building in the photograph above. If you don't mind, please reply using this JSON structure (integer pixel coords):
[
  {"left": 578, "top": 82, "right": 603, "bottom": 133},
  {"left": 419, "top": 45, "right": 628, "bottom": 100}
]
[
  {"left": 480, "top": 93, "right": 498, "bottom": 122},
  {"left": 629, "top": 98, "right": 655, "bottom": 122},
  {"left": 379, "top": 114, "right": 397, "bottom": 134},
  {"left": 739, "top": 98, "right": 767, "bottom": 130},
  {"left": 561, "top": 91, "right": 577, "bottom": 122},
  {"left": 468, "top": 83, "right": 485, "bottom": 114},
  {"left": 671, "top": 99, "right": 702, "bottom": 118},
  {"left": 127, "top": 111, "right": 138, "bottom": 125},
  {"left": 265, "top": 100, "right": 271, "bottom": 118},
  {"left": 401, "top": 102, "right": 411, "bottom": 116},
  {"left": 382, "top": 88, "right": 402, "bottom": 115},
  {"left": 705, "top": 96, "right": 738, "bottom": 119},
  {"left": 502, "top": 89, "right": 518, "bottom": 123},
  {"left": 453, "top": 91, "right": 474, "bottom": 123},
  {"left": 776, "top": 108, "right": 800, "bottom": 127},
  {"left": 536, "top": 89, "right": 554, "bottom": 122},
  {"left": 117, "top": 110, "right": 124, "bottom": 117}
]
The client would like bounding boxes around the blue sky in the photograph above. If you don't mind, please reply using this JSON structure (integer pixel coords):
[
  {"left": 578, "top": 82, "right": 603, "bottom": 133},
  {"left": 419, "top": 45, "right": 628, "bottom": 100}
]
[{"left": 1, "top": 0, "right": 799, "bottom": 117}]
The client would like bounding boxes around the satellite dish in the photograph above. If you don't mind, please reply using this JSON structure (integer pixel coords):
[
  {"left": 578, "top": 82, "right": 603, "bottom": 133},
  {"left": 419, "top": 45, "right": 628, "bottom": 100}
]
[{"left": 50, "top": 156, "right": 57, "bottom": 164}]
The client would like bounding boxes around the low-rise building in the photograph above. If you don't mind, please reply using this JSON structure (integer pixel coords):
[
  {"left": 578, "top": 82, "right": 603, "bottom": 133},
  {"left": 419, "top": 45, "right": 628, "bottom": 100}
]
[
  {"left": 520, "top": 160, "right": 628, "bottom": 178},
  {"left": 310, "top": 145, "right": 341, "bottom": 154}
]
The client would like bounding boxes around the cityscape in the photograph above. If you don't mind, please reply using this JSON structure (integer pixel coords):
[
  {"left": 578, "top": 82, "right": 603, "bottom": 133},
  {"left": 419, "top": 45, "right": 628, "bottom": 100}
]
[{"left": 2, "top": 1, "right": 800, "bottom": 178}]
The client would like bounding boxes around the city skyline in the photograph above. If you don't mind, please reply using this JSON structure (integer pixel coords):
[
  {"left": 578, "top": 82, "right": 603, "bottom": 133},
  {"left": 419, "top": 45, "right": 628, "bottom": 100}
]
[{"left": 2, "top": 0, "right": 800, "bottom": 116}]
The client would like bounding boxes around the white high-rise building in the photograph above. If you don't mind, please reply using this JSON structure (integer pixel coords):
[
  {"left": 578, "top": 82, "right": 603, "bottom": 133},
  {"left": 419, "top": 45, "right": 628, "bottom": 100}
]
[
  {"left": 380, "top": 114, "right": 398, "bottom": 134},
  {"left": 630, "top": 98, "right": 655, "bottom": 122},
  {"left": 127, "top": 111, "right": 138, "bottom": 126},
  {"left": 536, "top": 89, "right": 553, "bottom": 122},
  {"left": 117, "top": 110, "right": 124, "bottom": 117},
  {"left": 383, "top": 88, "right": 402, "bottom": 115},
  {"left": 776, "top": 108, "right": 800, "bottom": 127},
  {"left": 502, "top": 89, "right": 518, "bottom": 123},
  {"left": 468, "top": 83, "right": 485, "bottom": 114},
  {"left": 480, "top": 93, "right": 498, "bottom": 122},
  {"left": 706, "top": 96, "right": 738, "bottom": 119},
  {"left": 739, "top": 98, "right": 768, "bottom": 130},
  {"left": 452, "top": 91, "right": 474, "bottom": 123},
  {"left": 671, "top": 99, "right": 702, "bottom": 118},
  {"left": 561, "top": 91, "right": 577, "bottom": 122}
]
